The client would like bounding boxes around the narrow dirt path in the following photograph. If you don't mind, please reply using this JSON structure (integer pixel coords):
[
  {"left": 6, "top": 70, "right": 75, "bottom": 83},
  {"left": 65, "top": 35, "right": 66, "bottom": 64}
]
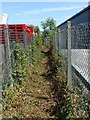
[
  {"left": 3, "top": 45, "right": 59, "bottom": 119},
  {"left": 23, "top": 46, "right": 57, "bottom": 119},
  {"left": 3, "top": 45, "right": 90, "bottom": 119},
  {"left": 19, "top": 46, "right": 58, "bottom": 119}
]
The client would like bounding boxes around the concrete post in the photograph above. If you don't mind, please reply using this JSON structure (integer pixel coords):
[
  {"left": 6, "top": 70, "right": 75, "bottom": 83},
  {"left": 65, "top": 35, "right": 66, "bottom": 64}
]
[
  {"left": 58, "top": 29, "right": 61, "bottom": 54},
  {"left": 4, "top": 25, "right": 13, "bottom": 86},
  {"left": 67, "top": 21, "right": 72, "bottom": 86},
  {"left": 0, "top": 13, "right": 8, "bottom": 120},
  {"left": 55, "top": 32, "right": 57, "bottom": 51},
  {"left": 24, "top": 30, "right": 27, "bottom": 48}
]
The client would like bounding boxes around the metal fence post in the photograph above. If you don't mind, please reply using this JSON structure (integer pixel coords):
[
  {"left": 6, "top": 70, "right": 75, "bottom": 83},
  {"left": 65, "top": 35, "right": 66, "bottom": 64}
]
[
  {"left": 4, "top": 25, "right": 13, "bottom": 87},
  {"left": 55, "top": 32, "right": 57, "bottom": 51},
  {"left": 58, "top": 29, "right": 61, "bottom": 54},
  {"left": 24, "top": 30, "right": 27, "bottom": 48},
  {"left": 88, "top": 25, "right": 90, "bottom": 85},
  {"left": 67, "top": 21, "right": 72, "bottom": 86},
  {"left": 0, "top": 45, "right": 3, "bottom": 120},
  {"left": 57, "top": 32, "right": 59, "bottom": 52}
]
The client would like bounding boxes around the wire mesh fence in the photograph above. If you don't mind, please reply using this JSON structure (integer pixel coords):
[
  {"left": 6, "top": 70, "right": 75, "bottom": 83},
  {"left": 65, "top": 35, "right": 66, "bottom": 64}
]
[
  {"left": 53, "top": 21, "right": 90, "bottom": 118},
  {"left": 0, "top": 24, "right": 34, "bottom": 119},
  {"left": 71, "top": 23, "right": 90, "bottom": 85},
  {"left": 0, "top": 25, "right": 34, "bottom": 88},
  {"left": 54, "top": 22, "right": 90, "bottom": 86}
]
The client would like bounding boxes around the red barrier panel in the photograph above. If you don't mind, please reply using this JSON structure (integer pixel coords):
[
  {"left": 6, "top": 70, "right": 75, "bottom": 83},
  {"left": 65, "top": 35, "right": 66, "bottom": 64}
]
[{"left": 0, "top": 24, "right": 34, "bottom": 44}]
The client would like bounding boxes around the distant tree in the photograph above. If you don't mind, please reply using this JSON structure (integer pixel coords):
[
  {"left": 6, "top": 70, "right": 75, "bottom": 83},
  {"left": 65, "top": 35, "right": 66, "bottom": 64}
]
[
  {"left": 34, "top": 26, "right": 42, "bottom": 46},
  {"left": 35, "top": 26, "right": 40, "bottom": 36},
  {"left": 27, "top": 24, "right": 35, "bottom": 29},
  {"left": 41, "top": 17, "right": 57, "bottom": 43}
]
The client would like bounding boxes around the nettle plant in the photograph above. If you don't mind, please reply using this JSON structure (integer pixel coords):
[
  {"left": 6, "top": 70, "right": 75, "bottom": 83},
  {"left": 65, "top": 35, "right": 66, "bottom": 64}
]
[{"left": 12, "top": 43, "right": 29, "bottom": 85}]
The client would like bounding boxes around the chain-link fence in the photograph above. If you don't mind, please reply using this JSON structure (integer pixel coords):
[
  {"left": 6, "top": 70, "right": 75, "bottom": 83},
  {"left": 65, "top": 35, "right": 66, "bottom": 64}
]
[
  {"left": 0, "top": 25, "right": 34, "bottom": 88},
  {"left": 53, "top": 21, "right": 90, "bottom": 118},
  {"left": 54, "top": 22, "right": 90, "bottom": 86},
  {"left": 0, "top": 25, "right": 34, "bottom": 119}
]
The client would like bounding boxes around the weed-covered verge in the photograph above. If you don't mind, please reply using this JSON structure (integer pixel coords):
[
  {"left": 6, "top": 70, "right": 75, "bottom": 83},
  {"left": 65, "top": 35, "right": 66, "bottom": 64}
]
[
  {"left": 47, "top": 44, "right": 90, "bottom": 119},
  {"left": 2, "top": 43, "right": 90, "bottom": 119},
  {"left": 2, "top": 43, "right": 57, "bottom": 119}
]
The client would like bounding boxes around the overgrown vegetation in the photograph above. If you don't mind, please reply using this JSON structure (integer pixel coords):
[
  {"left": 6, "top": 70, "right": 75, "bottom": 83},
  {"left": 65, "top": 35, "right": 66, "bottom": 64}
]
[
  {"left": 41, "top": 17, "right": 57, "bottom": 43},
  {"left": 2, "top": 18, "right": 90, "bottom": 119},
  {"left": 12, "top": 34, "right": 42, "bottom": 85},
  {"left": 3, "top": 43, "right": 89, "bottom": 119},
  {"left": 41, "top": 44, "right": 89, "bottom": 119},
  {"left": 12, "top": 43, "right": 29, "bottom": 85}
]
